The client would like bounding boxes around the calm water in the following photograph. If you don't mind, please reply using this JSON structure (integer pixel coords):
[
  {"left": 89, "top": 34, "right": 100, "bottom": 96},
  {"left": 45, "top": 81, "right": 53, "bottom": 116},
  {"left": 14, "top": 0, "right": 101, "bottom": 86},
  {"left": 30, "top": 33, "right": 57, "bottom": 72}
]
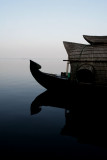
[{"left": 0, "top": 59, "right": 107, "bottom": 158}]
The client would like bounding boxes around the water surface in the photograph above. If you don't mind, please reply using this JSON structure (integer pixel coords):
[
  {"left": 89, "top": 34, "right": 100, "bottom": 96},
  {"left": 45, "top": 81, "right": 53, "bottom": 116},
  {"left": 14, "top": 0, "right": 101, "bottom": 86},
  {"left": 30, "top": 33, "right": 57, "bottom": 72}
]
[{"left": 0, "top": 59, "right": 107, "bottom": 158}]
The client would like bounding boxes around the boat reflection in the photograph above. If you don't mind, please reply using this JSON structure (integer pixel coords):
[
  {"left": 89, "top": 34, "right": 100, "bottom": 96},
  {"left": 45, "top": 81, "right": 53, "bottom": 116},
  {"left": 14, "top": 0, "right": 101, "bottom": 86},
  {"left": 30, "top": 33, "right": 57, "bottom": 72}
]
[
  {"left": 31, "top": 90, "right": 73, "bottom": 115},
  {"left": 30, "top": 89, "right": 107, "bottom": 148}
]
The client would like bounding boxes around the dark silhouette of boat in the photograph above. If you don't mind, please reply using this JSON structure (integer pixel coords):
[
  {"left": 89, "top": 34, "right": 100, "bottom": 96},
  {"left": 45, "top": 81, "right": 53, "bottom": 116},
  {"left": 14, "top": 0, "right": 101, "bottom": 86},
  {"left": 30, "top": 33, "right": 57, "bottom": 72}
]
[
  {"left": 30, "top": 60, "right": 76, "bottom": 91},
  {"left": 30, "top": 90, "right": 107, "bottom": 149},
  {"left": 30, "top": 35, "right": 107, "bottom": 90},
  {"left": 30, "top": 60, "right": 107, "bottom": 91}
]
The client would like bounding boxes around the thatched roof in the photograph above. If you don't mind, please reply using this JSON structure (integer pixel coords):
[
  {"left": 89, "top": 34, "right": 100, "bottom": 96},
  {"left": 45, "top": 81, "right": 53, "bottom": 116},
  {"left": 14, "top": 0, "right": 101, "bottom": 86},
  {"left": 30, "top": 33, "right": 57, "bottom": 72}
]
[
  {"left": 63, "top": 41, "right": 107, "bottom": 62},
  {"left": 63, "top": 35, "right": 107, "bottom": 85},
  {"left": 83, "top": 35, "right": 107, "bottom": 45}
]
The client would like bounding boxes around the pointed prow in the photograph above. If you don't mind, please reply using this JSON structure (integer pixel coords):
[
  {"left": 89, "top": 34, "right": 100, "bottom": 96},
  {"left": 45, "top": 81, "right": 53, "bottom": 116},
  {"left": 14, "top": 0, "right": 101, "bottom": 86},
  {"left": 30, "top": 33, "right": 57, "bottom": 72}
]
[{"left": 30, "top": 60, "right": 41, "bottom": 70}]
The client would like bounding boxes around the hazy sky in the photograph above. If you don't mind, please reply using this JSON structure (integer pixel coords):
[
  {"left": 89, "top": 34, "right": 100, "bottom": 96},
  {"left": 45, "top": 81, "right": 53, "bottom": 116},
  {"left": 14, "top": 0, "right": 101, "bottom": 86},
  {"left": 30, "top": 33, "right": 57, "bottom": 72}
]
[{"left": 0, "top": 0, "right": 107, "bottom": 59}]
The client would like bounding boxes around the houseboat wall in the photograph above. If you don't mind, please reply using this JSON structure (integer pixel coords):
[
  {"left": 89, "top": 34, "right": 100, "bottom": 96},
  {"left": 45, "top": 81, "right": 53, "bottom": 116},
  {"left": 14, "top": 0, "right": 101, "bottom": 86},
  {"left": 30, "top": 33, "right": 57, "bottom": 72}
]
[{"left": 63, "top": 41, "right": 107, "bottom": 85}]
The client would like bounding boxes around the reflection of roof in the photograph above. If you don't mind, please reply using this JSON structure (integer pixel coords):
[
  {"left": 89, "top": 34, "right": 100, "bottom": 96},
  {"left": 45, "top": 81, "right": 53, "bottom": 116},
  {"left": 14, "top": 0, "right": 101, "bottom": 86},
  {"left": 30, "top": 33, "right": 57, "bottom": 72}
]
[{"left": 83, "top": 35, "right": 107, "bottom": 45}]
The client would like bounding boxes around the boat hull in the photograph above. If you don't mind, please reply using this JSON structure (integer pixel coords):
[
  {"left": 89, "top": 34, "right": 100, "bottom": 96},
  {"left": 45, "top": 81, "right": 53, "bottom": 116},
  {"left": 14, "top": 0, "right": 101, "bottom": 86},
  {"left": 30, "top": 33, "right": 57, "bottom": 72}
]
[
  {"left": 30, "top": 60, "right": 75, "bottom": 91},
  {"left": 30, "top": 60, "right": 107, "bottom": 91}
]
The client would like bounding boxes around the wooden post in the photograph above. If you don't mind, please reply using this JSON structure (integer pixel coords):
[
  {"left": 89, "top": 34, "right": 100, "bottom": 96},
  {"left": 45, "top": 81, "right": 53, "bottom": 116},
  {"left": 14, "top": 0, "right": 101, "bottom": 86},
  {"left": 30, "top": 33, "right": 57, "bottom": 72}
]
[{"left": 66, "top": 61, "right": 69, "bottom": 76}]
